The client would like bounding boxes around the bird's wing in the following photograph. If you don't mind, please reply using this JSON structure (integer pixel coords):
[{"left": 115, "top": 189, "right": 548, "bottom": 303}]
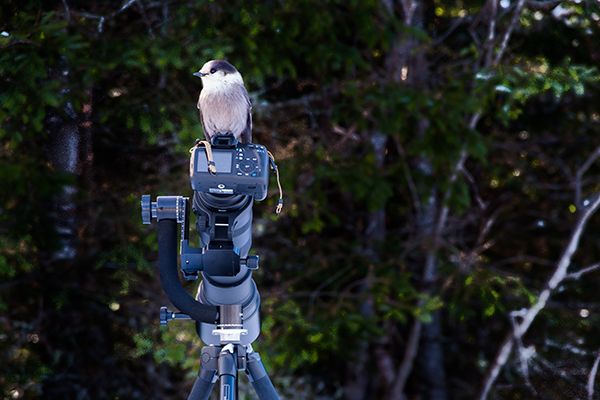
[
  {"left": 197, "top": 95, "right": 212, "bottom": 141},
  {"left": 240, "top": 91, "right": 253, "bottom": 143}
]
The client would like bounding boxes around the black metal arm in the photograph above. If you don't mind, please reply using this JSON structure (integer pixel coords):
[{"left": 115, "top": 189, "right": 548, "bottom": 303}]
[{"left": 157, "top": 218, "right": 219, "bottom": 323}]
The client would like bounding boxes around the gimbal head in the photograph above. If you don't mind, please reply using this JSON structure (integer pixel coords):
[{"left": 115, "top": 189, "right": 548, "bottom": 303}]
[
  {"left": 140, "top": 134, "right": 281, "bottom": 400},
  {"left": 141, "top": 193, "right": 260, "bottom": 344}
]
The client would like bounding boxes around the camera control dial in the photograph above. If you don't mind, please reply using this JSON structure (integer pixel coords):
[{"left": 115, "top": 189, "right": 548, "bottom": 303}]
[{"left": 235, "top": 148, "right": 261, "bottom": 177}]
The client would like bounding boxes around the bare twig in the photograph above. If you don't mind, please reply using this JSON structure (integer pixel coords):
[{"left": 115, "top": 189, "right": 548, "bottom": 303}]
[
  {"left": 400, "top": 0, "right": 417, "bottom": 24},
  {"left": 160, "top": 0, "right": 169, "bottom": 35},
  {"left": 544, "top": 338, "right": 590, "bottom": 356},
  {"left": 566, "top": 262, "right": 600, "bottom": 281},
  {"left": 461, "top": 165, "right": 486, "bottom": 210},
  {"left": 510, "top": 313, "right": 537, "bottom": 394},
  {"left": 117, "top": 0, "right": 137, "bottom": 14},
  {"left": 468, "top": 24, "right": 482, "bottom": 48},
  {"left": 69, "top": 0, "right": 137, "bottom": 33},
  {"left": 526, "top": 0, "right": 562, "bottom": 11},
  {"left": 588, "top": 351, "right": 600, "bottom": 400},
  {"left": 451, "top": 206, "right": 501, "bottom": 273},
  {"left": 432, "top": 16, "right": 468, "bottom": 46},
  {"left": 61, "top": 0, "right": 71, "bottom": 22},
  {"left": 392, "top": 320, "right": 422, "bottom": 398},
  {"left": 531, "top": 352, "right": 588, "bottom": 389},
  {"left": 493, "top": 0, "right": 526, "bottom": 66},
  {"left": 394, "top": 137, "right": 422, "bottom": 218},
  {"left": 134, "top": 0, "right": 156, "bottom": 38},
  {"left": 575, "top": 146, "right": 600, "bottom": 207},
  {"left": 484, "top": 0, "right": 498, "bottom": 67}
]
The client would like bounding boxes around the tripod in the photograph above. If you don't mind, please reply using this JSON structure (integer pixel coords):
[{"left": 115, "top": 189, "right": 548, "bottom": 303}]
[
  {"left": 161, "top": 304, "right": 279, "bottom": 400},
  {"left": 143, "top": 189, "right": 281, "bottom": 399},
  {"left": 188, "top": 344, "right": 277, "bottom": 400}
]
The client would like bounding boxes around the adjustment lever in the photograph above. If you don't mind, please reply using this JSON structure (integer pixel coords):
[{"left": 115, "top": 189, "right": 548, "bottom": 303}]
[{"left": 160, "top": 306, "right": 192, "bottom": 326}]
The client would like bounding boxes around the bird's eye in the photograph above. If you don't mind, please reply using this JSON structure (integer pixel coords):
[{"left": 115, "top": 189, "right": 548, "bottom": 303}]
[{"left": 210, "top": 68, "right": 217, "bottom": 74}]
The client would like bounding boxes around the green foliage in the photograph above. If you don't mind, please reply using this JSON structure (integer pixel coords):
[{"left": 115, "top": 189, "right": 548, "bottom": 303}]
[{"left": 497, "top": 60, "right": 600, "bottom": 121}]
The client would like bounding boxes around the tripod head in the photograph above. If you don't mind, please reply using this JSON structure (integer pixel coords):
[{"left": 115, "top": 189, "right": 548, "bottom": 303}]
[{"left": 140, "top": 133, "right": 278, "bottom": 345}]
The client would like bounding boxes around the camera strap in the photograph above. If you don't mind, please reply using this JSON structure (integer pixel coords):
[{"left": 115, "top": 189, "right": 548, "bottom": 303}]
[
  {"left": 267, "top": 151, "right": 284, "bottom": 215},
  {"left": 190, "top": 140, "right": 217, "bottom": 175}
]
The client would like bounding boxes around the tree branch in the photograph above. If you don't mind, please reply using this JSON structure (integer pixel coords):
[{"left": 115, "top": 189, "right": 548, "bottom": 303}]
[
  {"left": 134, "top": 0, "right": 156, "bottom": 38},
  {"left": 493, "top": 0, "right": 526, "bottom": 66},
  {"left": 461, "top": 165, "right": 486, "bottom": 210},
  {"left": 484, "top": 0, "right": 498, "bottom": 67},
  {"left": 61, "top": 0, "right": 71, "bottom": 22},
  {"left": 575, "top": 145, "right": 600, "bottom": 207},
  {"left": 69, "top": 0, "right": 137, "bottom": 33},
  {"left": 544, "top": 338, "right": 591, "bottom": 356},
  {"left": 565, "top": 262, "right": 600, "bottom": 281},
  {"left": 479, "top": 191, "right": 600, "bottom": 400},
  {"left": 526, "top": 0, "right": 562, "bottom": 11},
  {"left": 391, "top": 319, "right": 422, "bottom": 398},
  {"left": 510, "top": 313, "right": 537, "bottom": 394},
  {"left": 432, "top": 16, "right": 468, "bottom": 46},
  {"left": 400, "top": 0, "right": 417, "bottom": 24},
  {"left": 588, "top": 351, "right": 600, "bottom": 400},
  {"left": 394, "top": 137, "right": 422, "bottom": 218}
]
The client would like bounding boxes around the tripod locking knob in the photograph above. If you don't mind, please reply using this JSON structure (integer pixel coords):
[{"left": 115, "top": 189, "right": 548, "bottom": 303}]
[
  {"left": 141, "top": 194, "right": 156, "bottom": 225},
  {"left": 242, "top": 255, "right": 260, "bottom": 270},
  {"left": 159, "top": 306, "right": 169, "bottom": 326},
  {"left": 160, "top": 306, "right": 192, "bottom": 326}
]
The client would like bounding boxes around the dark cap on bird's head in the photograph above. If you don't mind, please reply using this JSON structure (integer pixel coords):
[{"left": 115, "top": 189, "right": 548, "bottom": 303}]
[{"left": 193, "top": 60, "right": 238, "bottom": 78}]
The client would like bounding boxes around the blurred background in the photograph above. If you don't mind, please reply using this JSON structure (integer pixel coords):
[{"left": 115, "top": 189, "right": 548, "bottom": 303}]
[{"left": 1, "top": 1, "right": 600, "bottom": 399}]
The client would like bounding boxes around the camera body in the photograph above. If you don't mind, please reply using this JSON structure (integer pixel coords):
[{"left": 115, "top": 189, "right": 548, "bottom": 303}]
[{"left": 189, "top": 135, "right": 270, "bottom": 200}]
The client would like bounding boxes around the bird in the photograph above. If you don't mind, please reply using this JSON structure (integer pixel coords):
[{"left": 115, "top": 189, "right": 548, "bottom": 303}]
[{"left": 193, "top": 60, "right": 252, "bottom": 143}]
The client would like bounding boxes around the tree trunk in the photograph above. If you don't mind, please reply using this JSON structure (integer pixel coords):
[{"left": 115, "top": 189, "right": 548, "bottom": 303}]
[
  {"left": 419, "top": 309, "right": 448, "bottom": 400},
  {"left": 344, "top": 132, "right": 387, "bottom": 400},
  {"left": 47, "top": 58, "right": 81, "bottom": 261},
  {"left": 380, "top": 1, "right": 449, "bottom": 399}
]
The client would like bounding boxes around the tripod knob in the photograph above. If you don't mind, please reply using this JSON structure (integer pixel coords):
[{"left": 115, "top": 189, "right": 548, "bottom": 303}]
[
  {"left": 244, "top": 255, "right": 260, "bottom": 270},
  {"left": 160, "top": 306, "right": 192, "bottom": 326},
  {"left": 159, "top": 306, "right": 170, "bottom": 326},
  {"left": 141, "top": 194, "right": 153, "bottom": 225}
]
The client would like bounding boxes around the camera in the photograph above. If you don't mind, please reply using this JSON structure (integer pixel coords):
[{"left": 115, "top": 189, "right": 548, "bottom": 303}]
[{"left": 190, "top": 134, "right": 270, "bottom": 200}]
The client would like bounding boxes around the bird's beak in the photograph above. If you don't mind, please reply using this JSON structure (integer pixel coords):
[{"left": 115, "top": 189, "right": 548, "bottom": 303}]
[{"left": 193, "top": 71, "right": 207, "bottom": 78}]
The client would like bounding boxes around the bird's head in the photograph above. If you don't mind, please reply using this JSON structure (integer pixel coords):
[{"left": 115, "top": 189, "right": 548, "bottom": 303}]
[{"left": 193, "top": 60, "right": 244, "bottom": 90}]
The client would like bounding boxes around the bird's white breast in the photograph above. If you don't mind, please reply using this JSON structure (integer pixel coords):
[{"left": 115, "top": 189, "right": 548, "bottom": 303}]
[{"left": 198, "top": 82, "right": 250, "bottom": 138}]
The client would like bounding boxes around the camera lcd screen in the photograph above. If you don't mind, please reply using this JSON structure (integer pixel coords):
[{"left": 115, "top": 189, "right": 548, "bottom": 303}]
[{"left": 197, "top": 150, "right": 232, "bottom": 173}]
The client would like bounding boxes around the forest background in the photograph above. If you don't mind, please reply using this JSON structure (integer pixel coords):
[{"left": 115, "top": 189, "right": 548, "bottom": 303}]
[{"left": 2, "top": 1, "right": 600, "bottom": 399}]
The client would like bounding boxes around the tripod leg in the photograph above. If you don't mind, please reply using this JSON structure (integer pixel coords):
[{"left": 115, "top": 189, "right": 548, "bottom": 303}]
[
  {"left": 246, "top": 350, "right": 280, "bottom": 400},
  {"left": 219, "top": 344, "right": 238, "bottom": 400},
  {"left": 187, "top": 346, "right": 218, "bottom": 400}
]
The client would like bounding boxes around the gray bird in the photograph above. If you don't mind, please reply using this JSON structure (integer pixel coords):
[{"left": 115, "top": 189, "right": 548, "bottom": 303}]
[{"left": 193, "top": 60, "right": 252, "bottom": 143}]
